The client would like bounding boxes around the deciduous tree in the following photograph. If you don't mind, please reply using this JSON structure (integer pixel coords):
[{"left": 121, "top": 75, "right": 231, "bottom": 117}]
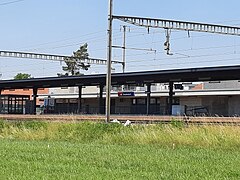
[{"left": 14, "top": 73, "right": 32, "bottom": 80}]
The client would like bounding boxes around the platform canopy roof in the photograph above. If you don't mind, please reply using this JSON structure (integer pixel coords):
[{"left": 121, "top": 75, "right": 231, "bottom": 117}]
[{"left": 1, "top": 65, "right": 240, "bottom": 90}]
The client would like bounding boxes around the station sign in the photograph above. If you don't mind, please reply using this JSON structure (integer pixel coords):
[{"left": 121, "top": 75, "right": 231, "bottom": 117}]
[
  {"left": 174, "top": 84, "right": 184, "bottom": 90},
  {"left": 44, "top": 98, "right": 55, "bottom": 107},
  {"left": 118, "top": 91, "right": 135, "bottom": 97}
]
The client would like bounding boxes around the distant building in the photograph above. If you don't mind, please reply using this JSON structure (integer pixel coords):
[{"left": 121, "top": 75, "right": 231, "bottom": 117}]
[
  {"left": 0, "top": 88, "right": 49, "bottom": 114},
  {"left": 2, "top": 88, "right": 49, "bottom": 105}
]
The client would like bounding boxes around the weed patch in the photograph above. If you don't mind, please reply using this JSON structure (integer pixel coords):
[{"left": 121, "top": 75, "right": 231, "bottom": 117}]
[{"left": 0, "top": 120, "right": 240, "bottom": 149}]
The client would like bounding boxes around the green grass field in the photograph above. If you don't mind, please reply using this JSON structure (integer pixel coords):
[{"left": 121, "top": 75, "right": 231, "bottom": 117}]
[{"left": 0, "top": 120, "right": 240, "bottom": 179}]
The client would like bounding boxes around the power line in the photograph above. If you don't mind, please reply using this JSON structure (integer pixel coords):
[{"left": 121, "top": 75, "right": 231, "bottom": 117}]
[
  {"left": 16, "top": 29, "right": 123, "bottom": 52},
  {"left": 12, "top": 28, "right": 161, "bottom": 57},
  {"left": 8, "top": 29, "right": 237, "bottom": 75},
  {"left": 19, "top": 32, "right": 123, "bottom": 52},
  {"left": 0, "top": 0, "right": 24, "bottom": 6},
  {"left": 12, "top": 28, "right": 197, "bottom": 53},
  {"left": 126, "top": 57, "right": 240, "bottom": 70},
  {"left": 17, "top": 30, "right": 107, "bottom": 51},
  {"left": 112, "top": 44, "right": 240, "bottom": 59},
  {"left": 127, "top": 51, "right": 239, "bottom": 63}
]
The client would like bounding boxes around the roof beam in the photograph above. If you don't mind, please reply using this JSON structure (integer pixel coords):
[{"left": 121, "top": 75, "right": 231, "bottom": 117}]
[
  {"left": 1, "top": 65, "right": 240, "bottom": 89},
  {"left": 113, "top": 15, "right": 240, "bottom": 36}
]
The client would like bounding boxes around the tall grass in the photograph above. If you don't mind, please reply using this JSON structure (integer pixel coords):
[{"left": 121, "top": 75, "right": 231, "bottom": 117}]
[{"left": 0, "top": 120, "right": 240, "bottom": 149}]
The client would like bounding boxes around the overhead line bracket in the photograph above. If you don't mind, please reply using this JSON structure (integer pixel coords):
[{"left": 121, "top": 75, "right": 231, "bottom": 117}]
[{"left": 113, "top": 15, "right": 240, "bottom": 36}]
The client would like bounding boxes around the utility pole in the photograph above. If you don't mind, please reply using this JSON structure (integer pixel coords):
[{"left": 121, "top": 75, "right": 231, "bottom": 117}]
[
  {"left": 121, "top": 25, "right": 128, "bottom": 92},
  {"left": 122, "top": 25, "right": 128, "bottom": 73},
  {"left": 106, "top": 0, "right": 113, "bottom": 123}
]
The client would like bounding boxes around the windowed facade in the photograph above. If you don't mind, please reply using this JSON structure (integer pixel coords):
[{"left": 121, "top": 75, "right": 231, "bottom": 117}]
[{"left": 0, "top": 95, "right": 30, "bottom": 114}]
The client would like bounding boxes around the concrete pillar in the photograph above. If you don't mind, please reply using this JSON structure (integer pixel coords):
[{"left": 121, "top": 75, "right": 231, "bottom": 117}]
[
  {"left": 99, "top": 85, "right": 104, "bottom": 114},
  {"left": 77, "top": 86, "right": 82, "bottom": 114},
  {"left": 168, "top": 82, "right": 174, "bottom": 115},
  {"left": 146, "top": 84, "right": 151, "bottom": 115},
  {"left": 32, "top": 88, "right": 38, "bottom": 115}
]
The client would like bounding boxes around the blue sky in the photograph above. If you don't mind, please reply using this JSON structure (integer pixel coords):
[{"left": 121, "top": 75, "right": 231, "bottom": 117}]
[{"left": 0, "top": 0, "right": 240, "bottom": 79}]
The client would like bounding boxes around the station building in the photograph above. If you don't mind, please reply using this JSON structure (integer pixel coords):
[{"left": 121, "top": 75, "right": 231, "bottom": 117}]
[
  {"left": 1, "top": 66, "right": 240, "bottom": 116},
  {"left": 33, "top": 80, "right": 240, "bottom": 116}
]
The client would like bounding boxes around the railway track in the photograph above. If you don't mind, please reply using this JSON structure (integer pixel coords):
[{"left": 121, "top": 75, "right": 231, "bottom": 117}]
[{"left": 1, "top": 114, "right": 240, "bottom": 125}]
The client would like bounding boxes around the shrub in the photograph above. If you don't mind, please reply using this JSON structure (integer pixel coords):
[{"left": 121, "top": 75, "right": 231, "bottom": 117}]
[
  {"left": 10, "top": 121, "right": 48, "bottom": 130},
  {"left": 170, "top": 118, "right": 184, "bottom": 128},
  {"left": 0, "top": 120, "right": 5, "bottom": 132}
]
